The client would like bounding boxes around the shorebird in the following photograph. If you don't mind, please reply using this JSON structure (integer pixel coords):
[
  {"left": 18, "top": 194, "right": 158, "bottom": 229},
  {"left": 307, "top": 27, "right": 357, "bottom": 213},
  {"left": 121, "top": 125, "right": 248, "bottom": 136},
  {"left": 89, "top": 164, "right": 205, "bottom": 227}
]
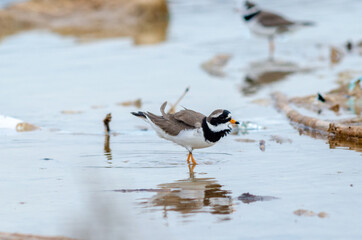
[
  {"left": 131, "top": 102, "right": 239, "bottom": 165},
  {"left": 241, "top": 1, "right": 314, "bottom": 59}
]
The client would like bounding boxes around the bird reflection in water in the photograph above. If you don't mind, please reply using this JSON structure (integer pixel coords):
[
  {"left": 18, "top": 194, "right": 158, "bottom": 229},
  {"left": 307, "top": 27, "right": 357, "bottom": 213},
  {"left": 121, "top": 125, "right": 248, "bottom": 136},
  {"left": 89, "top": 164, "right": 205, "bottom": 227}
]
[
  {"left": 144, "top": 164, "right": 233, "bottom": 218},
  {"left": 241, "top": 60, "right": 303, "bottom": 96}
]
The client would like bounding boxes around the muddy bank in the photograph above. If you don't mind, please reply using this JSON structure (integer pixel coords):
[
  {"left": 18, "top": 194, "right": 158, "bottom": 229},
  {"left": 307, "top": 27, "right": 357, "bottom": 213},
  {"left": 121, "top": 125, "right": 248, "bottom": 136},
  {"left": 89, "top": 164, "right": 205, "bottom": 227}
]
[
  {"left": 297, "top": 126, "right": 362, "bottom": 152},
  {"left": 289, "top": 72, "right": 362, "bottom": 116},
  {"left": 273, "top": 91, "right": 362, "bottom": 138},
  {"left": 0, "top": 0, "right": 168, "bottom": 44}
]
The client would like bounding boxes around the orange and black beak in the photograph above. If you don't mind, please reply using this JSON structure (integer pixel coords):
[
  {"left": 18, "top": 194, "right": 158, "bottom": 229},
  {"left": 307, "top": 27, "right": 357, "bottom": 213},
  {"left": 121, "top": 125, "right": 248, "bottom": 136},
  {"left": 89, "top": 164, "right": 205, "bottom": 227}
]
[{"left": 230, "top": 118, "right": 240, "bottom": 124}]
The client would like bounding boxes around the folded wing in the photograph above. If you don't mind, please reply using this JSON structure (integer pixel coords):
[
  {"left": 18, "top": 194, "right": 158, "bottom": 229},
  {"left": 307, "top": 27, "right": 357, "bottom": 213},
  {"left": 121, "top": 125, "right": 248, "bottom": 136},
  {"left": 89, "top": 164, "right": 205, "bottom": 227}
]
[
  {"left": 145, "top": 104, "right": 205, "bottom": 136},
  {"left": 173, "top": 109, "right": 205, "bottom": 128},
  {"left": 258, "top": 11, "right": 294, "bottom": 27}
]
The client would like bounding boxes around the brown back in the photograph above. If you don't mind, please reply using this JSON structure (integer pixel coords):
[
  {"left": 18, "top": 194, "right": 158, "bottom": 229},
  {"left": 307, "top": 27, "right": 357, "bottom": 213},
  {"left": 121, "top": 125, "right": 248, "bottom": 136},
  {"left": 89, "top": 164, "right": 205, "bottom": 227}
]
[
  {"left": 145, "top": 102, "right": 206, "bottom": 136},
  {"left": 257, "top": 11, "right": 294, "bottom": 27}
]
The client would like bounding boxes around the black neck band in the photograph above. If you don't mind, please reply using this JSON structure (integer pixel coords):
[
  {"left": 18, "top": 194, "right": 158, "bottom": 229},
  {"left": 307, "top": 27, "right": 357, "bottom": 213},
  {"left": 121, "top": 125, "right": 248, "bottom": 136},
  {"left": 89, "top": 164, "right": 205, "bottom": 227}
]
[
  {"left": 243, "top": 11, "right": 261, "bottom": 21},
  {"left": 202, "top": 118, "right": 231, "bottom": 143}
]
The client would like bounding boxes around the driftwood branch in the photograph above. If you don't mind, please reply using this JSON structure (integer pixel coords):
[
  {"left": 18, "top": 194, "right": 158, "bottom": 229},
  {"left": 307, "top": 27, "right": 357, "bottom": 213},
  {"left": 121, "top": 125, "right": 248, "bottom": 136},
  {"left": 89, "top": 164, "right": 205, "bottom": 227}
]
[
  {"left": 272, "top": 92, "right": 362, "bottom": 138},
  {"left": 0, "top": 232, "right": 76, "bottom": 240}
]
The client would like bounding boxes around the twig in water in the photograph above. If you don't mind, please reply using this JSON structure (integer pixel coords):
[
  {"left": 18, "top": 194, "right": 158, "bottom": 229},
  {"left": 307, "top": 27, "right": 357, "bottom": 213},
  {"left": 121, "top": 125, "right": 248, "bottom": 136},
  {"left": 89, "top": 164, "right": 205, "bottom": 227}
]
[
  {"left": 103, "top": 113, "right": 112, "bottom": 135},
  {"left": 167, "top": 87, "right": 190, "bottom": 114}
]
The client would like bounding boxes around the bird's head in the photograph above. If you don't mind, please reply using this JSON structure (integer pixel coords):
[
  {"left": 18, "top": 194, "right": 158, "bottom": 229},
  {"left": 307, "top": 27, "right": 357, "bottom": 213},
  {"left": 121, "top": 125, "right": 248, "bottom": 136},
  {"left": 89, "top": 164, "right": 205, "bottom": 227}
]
[
  {"left": 206, "top": 109, "right": 239, "bottom": 133},
  {"left": 242, "top": 1, "right": 260, "bottom": 18},
  {"left": 245, "top": 0, "right": 256, "bottom": 9}
]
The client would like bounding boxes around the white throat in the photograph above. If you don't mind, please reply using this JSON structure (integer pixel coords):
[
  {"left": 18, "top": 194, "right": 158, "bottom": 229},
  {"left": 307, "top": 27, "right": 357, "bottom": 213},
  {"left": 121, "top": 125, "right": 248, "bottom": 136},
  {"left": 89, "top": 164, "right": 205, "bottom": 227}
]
[{"left": 206, "top": 121, "right": 231, "bottom": 133}]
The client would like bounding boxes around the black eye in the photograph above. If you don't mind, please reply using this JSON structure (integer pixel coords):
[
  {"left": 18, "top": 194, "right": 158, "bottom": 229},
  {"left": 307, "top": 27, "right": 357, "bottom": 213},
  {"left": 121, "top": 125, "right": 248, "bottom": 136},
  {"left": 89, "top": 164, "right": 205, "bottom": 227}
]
[{"left": 222, "top": 110, "right": 231, "bottom": 119}]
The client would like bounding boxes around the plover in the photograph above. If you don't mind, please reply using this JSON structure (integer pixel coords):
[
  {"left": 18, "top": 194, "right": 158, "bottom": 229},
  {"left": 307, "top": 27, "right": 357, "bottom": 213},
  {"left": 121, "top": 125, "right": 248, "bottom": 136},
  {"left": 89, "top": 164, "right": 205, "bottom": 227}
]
[
  {"left": 241, "top": 1, "right": 313, "bottom": 59},
  {"left": 132, "top": 102, "right": 239, "bottom": 165}
]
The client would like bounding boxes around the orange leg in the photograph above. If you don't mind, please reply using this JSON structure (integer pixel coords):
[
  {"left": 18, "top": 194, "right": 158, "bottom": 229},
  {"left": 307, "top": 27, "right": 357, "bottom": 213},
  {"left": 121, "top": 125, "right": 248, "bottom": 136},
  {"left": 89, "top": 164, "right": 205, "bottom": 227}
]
[
  {"left": 186, "top": 153, "right": 191, "bottom": 164},
  {"left": 190, "top": 152, "right": 197, "bottom": 165}
]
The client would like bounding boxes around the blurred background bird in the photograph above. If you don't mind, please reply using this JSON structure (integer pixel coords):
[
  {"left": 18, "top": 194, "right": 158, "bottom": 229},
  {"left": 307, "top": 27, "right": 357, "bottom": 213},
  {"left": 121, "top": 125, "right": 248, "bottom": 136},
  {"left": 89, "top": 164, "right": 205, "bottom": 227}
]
[{"left": 241, "top": 0, "right": 314, "bottom": 60}]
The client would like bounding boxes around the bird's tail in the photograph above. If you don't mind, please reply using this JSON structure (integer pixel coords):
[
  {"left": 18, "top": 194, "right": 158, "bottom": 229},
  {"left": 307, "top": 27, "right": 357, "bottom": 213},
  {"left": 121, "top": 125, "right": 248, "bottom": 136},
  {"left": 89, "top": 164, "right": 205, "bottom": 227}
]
[{"left": 131, "top": 111, "right": 147, "bottom": 119}]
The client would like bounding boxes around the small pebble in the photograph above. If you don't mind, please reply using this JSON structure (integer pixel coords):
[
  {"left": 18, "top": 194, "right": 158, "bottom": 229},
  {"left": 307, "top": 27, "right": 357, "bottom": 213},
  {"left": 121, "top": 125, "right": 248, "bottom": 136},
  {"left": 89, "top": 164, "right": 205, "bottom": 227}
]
[
  {"left": 318, "top": 212, "right": 328, "bottom": 218},
  {"left": 259, "top": 140, "right": 265, "bottom": 152}
]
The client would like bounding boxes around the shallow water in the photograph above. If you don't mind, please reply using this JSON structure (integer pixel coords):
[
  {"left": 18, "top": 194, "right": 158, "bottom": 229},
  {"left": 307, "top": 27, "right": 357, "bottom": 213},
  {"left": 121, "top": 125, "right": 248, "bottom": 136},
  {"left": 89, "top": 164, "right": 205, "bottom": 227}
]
[{"left": 0, "top": 0, "right": 362, "bottom": 239}]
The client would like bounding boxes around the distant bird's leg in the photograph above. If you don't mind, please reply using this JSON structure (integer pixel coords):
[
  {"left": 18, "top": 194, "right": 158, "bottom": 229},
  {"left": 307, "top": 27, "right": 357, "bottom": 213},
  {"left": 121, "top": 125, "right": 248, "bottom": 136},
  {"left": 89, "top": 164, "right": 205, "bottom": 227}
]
[
  {"left": 190, "top": 152, "right": 197, "bottom": 165},
  {"left": 268, "top": 36, "right": 275, "bottom": 61},
  {"left": 187, "top": 152, "right": 191, "bottom": 164}
]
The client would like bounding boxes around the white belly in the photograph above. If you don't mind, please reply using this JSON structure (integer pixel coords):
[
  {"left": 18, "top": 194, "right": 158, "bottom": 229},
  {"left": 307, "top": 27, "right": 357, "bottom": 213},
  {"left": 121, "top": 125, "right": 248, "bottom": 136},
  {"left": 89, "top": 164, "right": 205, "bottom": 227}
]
[
  {"left": 148, "top": 120, "right": 215, "bottom": 152},
  {"left": 247, "top": 19, "right": 277, "bottom": 37},
  {"left": 247, "top": 19, "right": 301, "bottom": 38},
  {"left": 173, "top": 129, "right": 215, "bottom": 150}
]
